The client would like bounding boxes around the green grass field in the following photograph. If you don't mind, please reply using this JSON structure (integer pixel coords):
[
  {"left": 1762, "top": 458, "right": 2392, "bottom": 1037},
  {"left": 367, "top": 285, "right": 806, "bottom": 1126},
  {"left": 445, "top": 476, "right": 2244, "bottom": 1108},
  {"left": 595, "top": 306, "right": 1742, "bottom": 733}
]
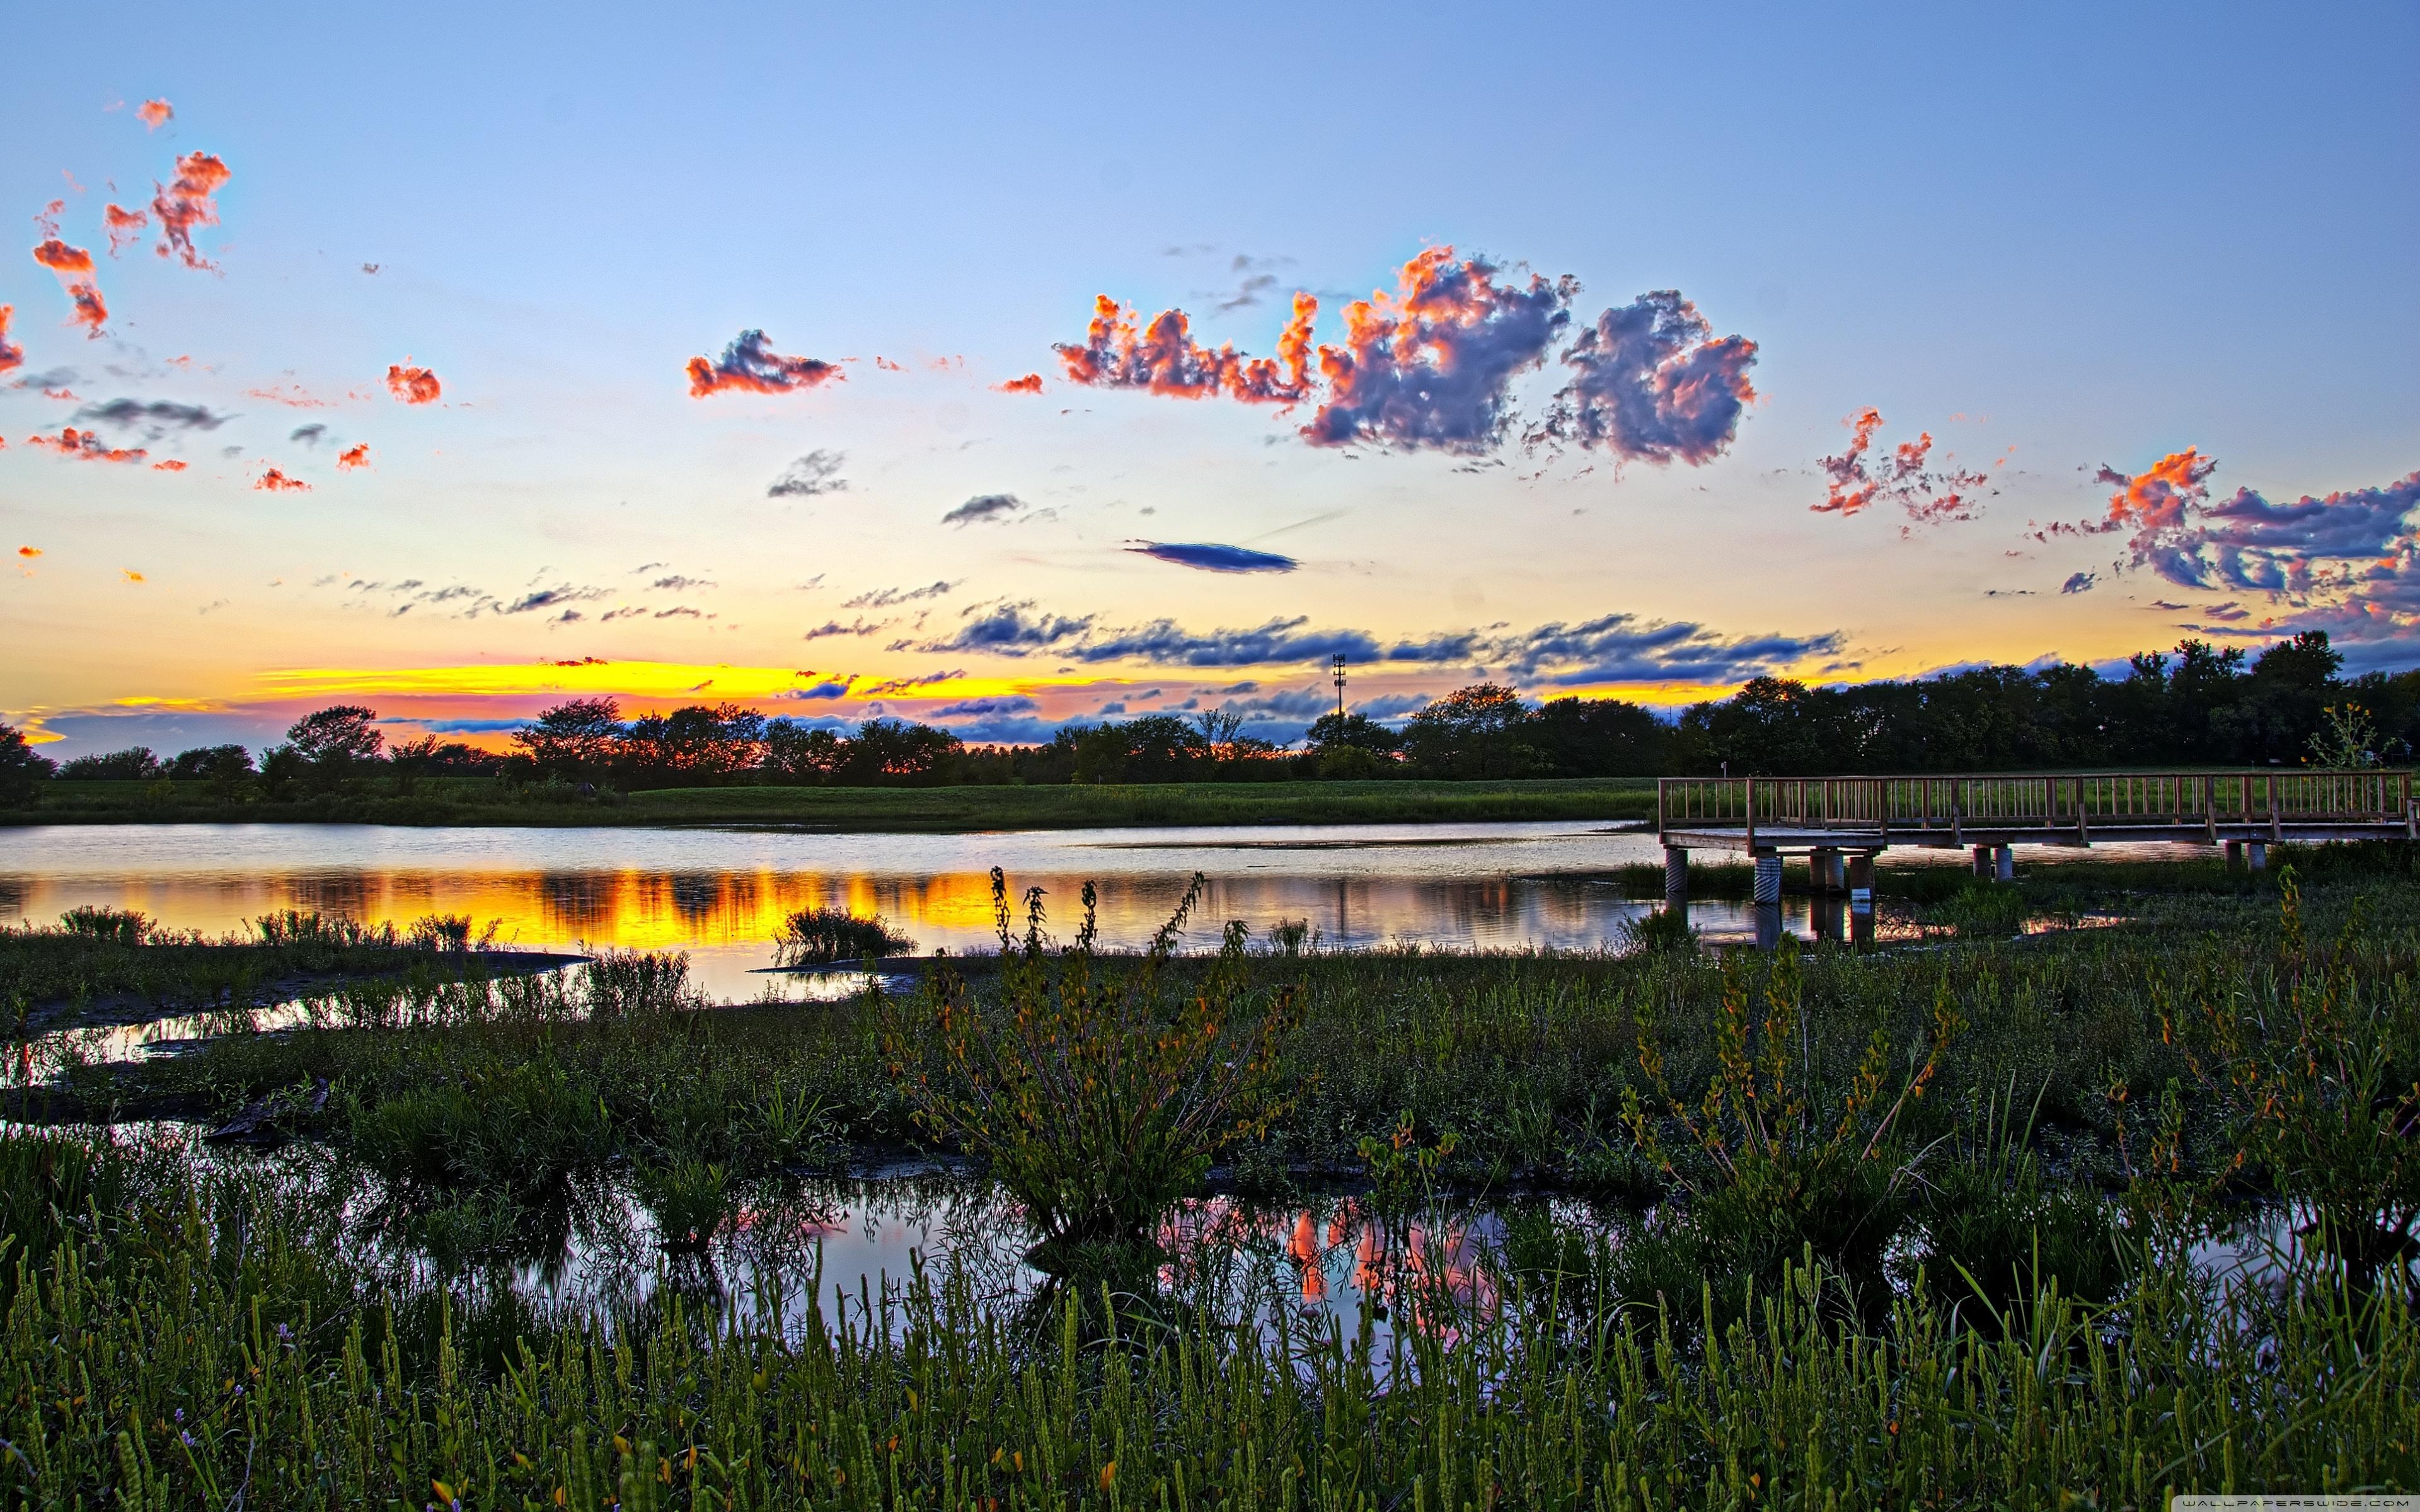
[{"left": 1, "top": 774, "right": 1658, "bottom": 830}]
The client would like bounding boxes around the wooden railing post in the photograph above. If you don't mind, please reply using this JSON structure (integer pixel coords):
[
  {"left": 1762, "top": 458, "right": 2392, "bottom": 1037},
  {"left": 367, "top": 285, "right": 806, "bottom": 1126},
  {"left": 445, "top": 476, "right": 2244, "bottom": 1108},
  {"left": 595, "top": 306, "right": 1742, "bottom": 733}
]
[{"left": 1744, "top": 776, "right": 1756, "bottom": 854}]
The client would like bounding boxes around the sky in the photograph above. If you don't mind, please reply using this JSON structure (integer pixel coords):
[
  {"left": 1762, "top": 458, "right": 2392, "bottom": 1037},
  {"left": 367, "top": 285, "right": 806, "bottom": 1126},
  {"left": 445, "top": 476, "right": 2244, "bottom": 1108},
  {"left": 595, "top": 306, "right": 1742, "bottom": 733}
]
[{"left": 4, "top": 0, "right": 2416, "bottom": 758}]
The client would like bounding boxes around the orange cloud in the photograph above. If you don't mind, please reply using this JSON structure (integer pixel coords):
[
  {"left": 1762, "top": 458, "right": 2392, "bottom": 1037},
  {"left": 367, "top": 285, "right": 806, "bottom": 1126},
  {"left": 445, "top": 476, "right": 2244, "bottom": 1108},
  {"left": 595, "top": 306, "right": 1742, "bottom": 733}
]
[
  {"left": 137, "top": 99, "right": 173, "bottom": 130},
  {"left": 385, "top": 363, "right": 441, "bottom": 404},
  {"left": 123, "top": 569, "right": 146, "bottom": 583},
  {"left": 31, "top": 213, "right": 108, "bottom": 337},
  {"left": 152, "top": 151, "right": 231, "bottom": 270},
  {"left": 152, "top": 459, "right": 187, "bottom": 472},
  {"left": 993, "top": 373, "right": 1043, "bottom": 394},
  {"left": 103, "top": 203, "right": 149, "bottom": 256},
  {"left": 17, "top": 547, "right": 38, "bottom": 558},
  {"left": 1055, "top": 290, "right": 1318, "bottom": 404},
  {"left": 2100, "top": 448, "right": 2217, "bottom": 530},
  {"left": 255, "top": 465, "right": 311, "bottom": 492},
  {"left": 0, "top": 304, "right": 21, "bottom": 375},
  {"left": 873, "top": 356, "right": 905, "bottom": 372},
  {"left": 685, "top": 329, "right": 843, "bottom": 398},
  {"left": 337, "top": 442, "right": 371, "bottom": 470},
  {"left": 26, "top": 427, "right": 145, "bottom": 463},
  {"left": 1812, "top": 407, "right": 1885, "bottom": 515}
]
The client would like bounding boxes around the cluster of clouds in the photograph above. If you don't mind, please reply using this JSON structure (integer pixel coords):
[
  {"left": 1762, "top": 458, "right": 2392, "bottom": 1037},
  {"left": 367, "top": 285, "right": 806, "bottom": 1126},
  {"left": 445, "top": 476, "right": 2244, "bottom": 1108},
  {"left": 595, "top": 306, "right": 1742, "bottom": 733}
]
[
  {"left": 906, "top": 598, "right": 1835, "bottom": 686},
  {"left": 1051, "top": 248, "right": 1760, "bottom": 464},
  {"left": 2080, "top": 454, "right": 2420, "bottom": 644},
  {"left": 1811, "top": 408, "right": 1993, "bottom": 525}
]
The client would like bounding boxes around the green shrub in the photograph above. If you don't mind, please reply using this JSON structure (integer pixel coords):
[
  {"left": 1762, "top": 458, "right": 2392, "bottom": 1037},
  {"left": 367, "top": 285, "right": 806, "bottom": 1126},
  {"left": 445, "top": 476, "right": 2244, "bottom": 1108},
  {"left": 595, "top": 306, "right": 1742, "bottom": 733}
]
[{"left": 884, "top": 869, "right": 1298, "bottom": 1267}]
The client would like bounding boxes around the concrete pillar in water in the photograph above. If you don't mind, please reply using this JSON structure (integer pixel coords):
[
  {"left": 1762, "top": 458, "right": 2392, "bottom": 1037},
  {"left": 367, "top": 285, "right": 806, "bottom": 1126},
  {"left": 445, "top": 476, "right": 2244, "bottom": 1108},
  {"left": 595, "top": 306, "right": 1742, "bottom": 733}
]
[
  {"left": 1754, "top": 903, "right": 1783, "bottom": 950},
  {"left": 1972, "top": 844, "right": 1992, "bottom": 878},
  {"left": 2224, "top": 840, "right": 2244, "bottom": 870},
  {"left": 1995, "top": 843, "right": 2015, "bottom": 883},
  {"left": 1753, "top": 853, "right": 1783, "bottom": 904},
  {"left": 1663, "top": 847, "right": 1688, "bottom": 908},
  {"left": 2248, "top": 841, "right": 2268, "bottom": 871},
  {"left": 1813, "top": 848, "right": 1845, "bottom": 893},
  {"left": 1847, "top": 853, "right": 1877, "bottom": 948}
]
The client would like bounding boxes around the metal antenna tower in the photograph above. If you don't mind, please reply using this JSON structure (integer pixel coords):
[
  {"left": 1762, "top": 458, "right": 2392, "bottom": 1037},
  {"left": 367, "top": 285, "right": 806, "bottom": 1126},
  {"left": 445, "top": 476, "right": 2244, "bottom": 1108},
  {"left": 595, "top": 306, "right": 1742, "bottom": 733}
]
[{"left": 1332, "top": 653, "right": 1347, "bottom": 719}]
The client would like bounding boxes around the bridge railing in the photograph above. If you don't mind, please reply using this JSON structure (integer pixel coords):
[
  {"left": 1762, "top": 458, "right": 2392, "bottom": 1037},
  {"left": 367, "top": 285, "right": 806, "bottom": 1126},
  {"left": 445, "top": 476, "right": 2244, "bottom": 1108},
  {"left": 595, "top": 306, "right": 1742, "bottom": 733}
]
[{"left": 1657, "top": 771, "right": 2416, "bottom": 843}]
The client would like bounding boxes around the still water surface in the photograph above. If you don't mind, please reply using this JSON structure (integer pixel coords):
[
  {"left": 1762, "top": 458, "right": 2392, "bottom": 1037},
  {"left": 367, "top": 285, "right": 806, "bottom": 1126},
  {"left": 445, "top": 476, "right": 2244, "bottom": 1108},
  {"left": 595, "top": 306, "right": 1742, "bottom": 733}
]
[
  {"left": 4, "top": 821, "right": 1702, "bottom": 999},
  {"left": 0, "top": 822, "right": 2215, "bottom": 1000}
]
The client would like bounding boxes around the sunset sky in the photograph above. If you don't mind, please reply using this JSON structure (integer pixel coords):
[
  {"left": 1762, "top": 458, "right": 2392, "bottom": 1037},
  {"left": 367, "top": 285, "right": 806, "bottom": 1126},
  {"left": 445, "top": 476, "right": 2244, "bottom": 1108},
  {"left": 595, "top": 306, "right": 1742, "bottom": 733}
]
[{"left": 5, "top": 0, "right": 2416, "bottom": 758}]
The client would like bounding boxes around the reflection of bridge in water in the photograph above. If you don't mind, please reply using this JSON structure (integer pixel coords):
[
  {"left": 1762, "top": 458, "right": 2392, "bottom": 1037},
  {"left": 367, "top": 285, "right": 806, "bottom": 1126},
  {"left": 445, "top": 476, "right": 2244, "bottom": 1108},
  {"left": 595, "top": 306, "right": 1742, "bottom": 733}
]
[{"left": 1657, "top": 771, "right": 2419, "bottom": 946}]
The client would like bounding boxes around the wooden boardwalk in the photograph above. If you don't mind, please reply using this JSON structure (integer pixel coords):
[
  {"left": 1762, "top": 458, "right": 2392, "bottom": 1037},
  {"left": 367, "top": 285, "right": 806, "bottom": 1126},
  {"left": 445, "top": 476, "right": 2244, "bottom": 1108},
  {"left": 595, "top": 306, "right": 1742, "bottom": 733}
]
[{"left": 1658, "top": 770, "right": 2417, "bottom": 856}]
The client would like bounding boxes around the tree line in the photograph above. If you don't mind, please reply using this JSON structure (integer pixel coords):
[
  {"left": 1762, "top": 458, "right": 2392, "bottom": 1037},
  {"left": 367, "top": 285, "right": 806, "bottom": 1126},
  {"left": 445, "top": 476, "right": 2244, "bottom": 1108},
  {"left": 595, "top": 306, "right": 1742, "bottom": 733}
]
[{"left": 3, "top": 631, "right": 2413, "bottom": 806}]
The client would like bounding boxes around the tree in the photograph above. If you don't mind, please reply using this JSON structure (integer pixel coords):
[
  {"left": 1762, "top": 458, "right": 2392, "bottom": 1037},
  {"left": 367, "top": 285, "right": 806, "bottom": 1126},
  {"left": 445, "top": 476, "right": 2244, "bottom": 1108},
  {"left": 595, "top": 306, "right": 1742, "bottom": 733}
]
[
  {"left": 285, "top": 706, "right": 385, "bottom": 786},
  {"left": 167, "top": 745, "right": 253, "bottom": 781},
  {"left": 0, "top": 723, "right": 56, "bottom": 806},
  {"left": 1403, "top": 684, "right": 1536, "bottom": 778},
  {"left": 57, "top": 747, "right": 164, "bottom": 781},
  {"left": 763, "top": 719, "right": 848, "bottom": 783},
  {"left": 623, "top": 703, "right": 764, "bottom": 780},
  {"left": 1194, "top": 707, "right": 1247, "bottom": 760},
  {"left": 513, "top": 697, "right": 625, "bottom": 782},
  {"left": 843, "top": 718, "right": 963, "bottom": 785},
  {"left": 1527, "top": 696, "right": 1666, "bottom": 777},
  {"left": 1304, "top": 711, "right": 1402, "bottom": 755}
]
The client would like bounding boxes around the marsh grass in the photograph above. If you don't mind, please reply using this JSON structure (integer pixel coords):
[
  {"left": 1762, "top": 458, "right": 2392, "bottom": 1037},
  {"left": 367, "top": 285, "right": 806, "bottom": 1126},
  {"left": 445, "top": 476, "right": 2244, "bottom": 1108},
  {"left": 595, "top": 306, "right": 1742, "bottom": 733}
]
[
  {"left": 773, "top": 908, "right": 916, "bottom": 966},
  {"left": 4, "top": 1126, "right": 2418, "bottom": 1503}
]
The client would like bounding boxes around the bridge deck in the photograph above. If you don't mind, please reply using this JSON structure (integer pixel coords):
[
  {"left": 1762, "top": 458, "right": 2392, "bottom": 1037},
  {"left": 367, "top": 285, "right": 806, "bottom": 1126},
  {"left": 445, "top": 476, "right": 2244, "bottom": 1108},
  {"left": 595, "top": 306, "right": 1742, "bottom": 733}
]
[{"left": 1657, "top": 772, "right": 2416, "bottom": 855}]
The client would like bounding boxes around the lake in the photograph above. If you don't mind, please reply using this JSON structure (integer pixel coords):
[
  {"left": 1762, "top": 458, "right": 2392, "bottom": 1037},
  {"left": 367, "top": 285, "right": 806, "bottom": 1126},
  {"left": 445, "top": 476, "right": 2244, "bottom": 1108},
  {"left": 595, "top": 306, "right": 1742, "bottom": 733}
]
[{"left": 0, "top": 821, "right": 2216, "bottom": 1000}]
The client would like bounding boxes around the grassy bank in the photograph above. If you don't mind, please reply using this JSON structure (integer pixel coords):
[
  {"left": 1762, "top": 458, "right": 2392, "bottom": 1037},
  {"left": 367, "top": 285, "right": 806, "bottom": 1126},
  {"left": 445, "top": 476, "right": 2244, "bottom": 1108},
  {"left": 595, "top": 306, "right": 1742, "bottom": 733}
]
[{"left": 1, "top": 774, "right": 1657, "bottom": 831}]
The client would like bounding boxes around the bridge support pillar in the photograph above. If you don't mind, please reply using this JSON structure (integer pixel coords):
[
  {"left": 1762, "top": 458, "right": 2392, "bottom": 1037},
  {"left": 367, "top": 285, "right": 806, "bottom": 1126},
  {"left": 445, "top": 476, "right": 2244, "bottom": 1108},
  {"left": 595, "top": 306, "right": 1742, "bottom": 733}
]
[
  {"left": 2248, "top": 841, "right": 2268, "bottom": 872},
  {"left": 1848, "top": 854, "right": 1877, "bottom": 946},
  {"left": 1812, "top": 848, "right": 1845, "bottom": 893},
  {"left": 1995, "top": 843, "right": 2015, "bottom": 883},
  {"left": 1753, "top": 854, "right": 1783, "bottom": 905},
  {"left": 1662, "top": 847, "right": 1688, "bottom": 922},
  {"left": 1972, "top": 844, "right": 1992, "bottom": 878},
  {"left": 1754, "top": 903, "right": 1783, "bottom": 950},
  {"left": 2224, "top": 840, "right": 2244, "bottom": 870}
]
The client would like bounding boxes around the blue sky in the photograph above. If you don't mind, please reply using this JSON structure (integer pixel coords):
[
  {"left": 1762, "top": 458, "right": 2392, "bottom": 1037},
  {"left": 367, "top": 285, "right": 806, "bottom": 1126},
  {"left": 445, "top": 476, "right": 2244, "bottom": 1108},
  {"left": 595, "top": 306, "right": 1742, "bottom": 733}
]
[{"left": 4, "top": 0, "right": 2416, "bottom": 755}]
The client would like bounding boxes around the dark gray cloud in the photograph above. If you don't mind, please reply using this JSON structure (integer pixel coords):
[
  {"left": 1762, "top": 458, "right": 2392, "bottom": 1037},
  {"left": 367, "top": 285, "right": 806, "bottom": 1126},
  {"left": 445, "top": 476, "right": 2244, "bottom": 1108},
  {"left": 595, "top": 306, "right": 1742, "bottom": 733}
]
[
  {"left": 1495, "top": 614, "right": 1843, "bottom": 685},
  {"left": 941, "top": 493, "right": 1025, "bottom": 527},
  {"left": 290, "top": 423, "right": 327, "bottom": 447},
  {"left": 500, "top": 585, "right": 611, "bottom": 615},
  {"left": 651, "top": 575, "right": 715, "bottom": 591},
  {"left": 767, "top": 449, "right": 848, "bottom": 498},
  {"left": 73, "top": 398, "right": 233, "bottom": 438},
  {"left": 1531, "top": 290, "right": 1758, "bottom": 465},
  {"left": 2061, "top": 571, "right": 2096, "bottom": 594},
  {"left": 802, "top": 617, "right": 890, "bottom": 640},
  {"left": 1128, "top": 541, "right": 1298, "bottom": 574},
  {"left": 925, "top": 601, "right": 1096, "bottom": 651},
  {"left": 843, "top": 580, "right": 957, "bottom": 609}
]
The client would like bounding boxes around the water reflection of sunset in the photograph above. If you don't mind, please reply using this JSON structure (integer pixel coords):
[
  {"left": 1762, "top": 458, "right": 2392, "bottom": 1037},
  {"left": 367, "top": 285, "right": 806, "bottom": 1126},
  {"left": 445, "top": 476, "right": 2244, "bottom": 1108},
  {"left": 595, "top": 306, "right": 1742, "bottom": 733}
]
[{"left": 0, "top": 822, "right": 1854, "bottom": 1000}]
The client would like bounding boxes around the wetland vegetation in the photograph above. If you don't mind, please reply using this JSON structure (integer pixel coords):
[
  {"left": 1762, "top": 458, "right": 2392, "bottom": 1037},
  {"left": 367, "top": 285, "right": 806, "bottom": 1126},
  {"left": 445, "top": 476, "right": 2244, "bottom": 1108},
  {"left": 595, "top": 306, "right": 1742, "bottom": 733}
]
[{"left": 4, "top": 846, "right": 2418, "bottom": 1502}]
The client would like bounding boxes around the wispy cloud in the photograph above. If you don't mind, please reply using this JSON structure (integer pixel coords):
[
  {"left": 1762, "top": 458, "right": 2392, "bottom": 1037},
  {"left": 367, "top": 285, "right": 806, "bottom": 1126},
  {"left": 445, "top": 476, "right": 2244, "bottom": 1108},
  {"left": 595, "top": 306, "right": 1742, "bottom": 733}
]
[
  {"left": 941, "top": 493, "right": 1025, "bottom": 527},
  {"left": 73, "top": 398, "right": 231, "bottom": 437},
  {"left": 766, "top": 449, "right": 848, "bottom": 498},
  {"left": 843, "top": 580, "right": 957, "bottom": 609}
]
